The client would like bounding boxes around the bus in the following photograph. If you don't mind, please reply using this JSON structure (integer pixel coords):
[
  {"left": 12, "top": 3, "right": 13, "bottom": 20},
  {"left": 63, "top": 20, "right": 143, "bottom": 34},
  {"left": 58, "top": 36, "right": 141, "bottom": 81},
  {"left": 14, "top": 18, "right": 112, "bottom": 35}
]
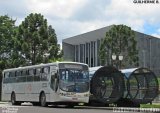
[{"left": 1, "top": 62, "right": 90, "bottom": 107}]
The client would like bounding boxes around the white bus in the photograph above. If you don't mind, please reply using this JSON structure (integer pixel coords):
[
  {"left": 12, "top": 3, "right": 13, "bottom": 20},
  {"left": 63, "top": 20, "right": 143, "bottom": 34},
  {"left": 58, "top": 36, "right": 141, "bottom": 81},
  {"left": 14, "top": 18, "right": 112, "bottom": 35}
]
[{"left": 1, "top": 62, "right": 90, "bottom": 107}]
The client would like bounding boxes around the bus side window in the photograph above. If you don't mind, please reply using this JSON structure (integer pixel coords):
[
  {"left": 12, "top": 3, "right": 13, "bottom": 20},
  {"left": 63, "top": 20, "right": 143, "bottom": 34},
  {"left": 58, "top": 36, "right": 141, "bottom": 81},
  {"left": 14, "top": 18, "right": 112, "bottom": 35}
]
[
  {"left": 27, "top": 69, "right": 34, "bottom": 82},
  {"left": 34, "top": 68, "right": 41, "bottom": 81},
  {"left": 9, "top": 71, "right": 16, "bottom": 83},
  {"left": 3, "top": 72, "right": 9, "bottom": 83},
  {"left": 41, "top": 67, "right": 49, "bottom": 81},
  {"left": 10, "top": 71, "right": 15, "bottom": 77},
  {"left": 21, "top": 70, "right": 27, "bottom": 76},
  {"left": 29, "top": 69, "right": 34, "bottom": 75},
  {"left": 16, "top": 71, "right": 21, "bottom": 77},
  {"left": 21, "top": 70, "right": 27, "bottom": 82},
  {"left": 16, "top": 71, "right": 21, "bottom": 82}
]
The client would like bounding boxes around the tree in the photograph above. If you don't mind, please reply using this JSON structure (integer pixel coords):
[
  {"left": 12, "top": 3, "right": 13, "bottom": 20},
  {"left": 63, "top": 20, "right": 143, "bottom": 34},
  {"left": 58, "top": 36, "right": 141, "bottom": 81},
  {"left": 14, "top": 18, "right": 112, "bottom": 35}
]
[
  {"left": 14, "top": 13, "right": 62, "bottom": 66},
  {"left": 99, "top": 25, "right": 139, "bottom": 68},
  {"left": 0, "top": 15, "right": 16, "bottom": 100},
  {"left": 0, "top": 15, "right": 16, "bottom": 69}
]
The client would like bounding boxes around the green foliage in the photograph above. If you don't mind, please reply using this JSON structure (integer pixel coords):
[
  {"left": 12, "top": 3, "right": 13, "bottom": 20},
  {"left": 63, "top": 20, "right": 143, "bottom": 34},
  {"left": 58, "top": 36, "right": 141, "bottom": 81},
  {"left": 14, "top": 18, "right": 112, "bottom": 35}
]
[
  {"left": 140, "top": 103, "right": 160, "bottom": 108},
  {"left": 0, "top": 13, "right": 62, "bottom": 70},
  {"left": 14, "top": 13, "right": 62, "bottom": 66},
  {"left": 0, "top": 15, "right": 16, "bottom": 70},
  {"left": 99, "top": 40, "right": 107, "bottom": 66},
  {"left": 99, "top": 25, "right": 139, "bottom": 67}
]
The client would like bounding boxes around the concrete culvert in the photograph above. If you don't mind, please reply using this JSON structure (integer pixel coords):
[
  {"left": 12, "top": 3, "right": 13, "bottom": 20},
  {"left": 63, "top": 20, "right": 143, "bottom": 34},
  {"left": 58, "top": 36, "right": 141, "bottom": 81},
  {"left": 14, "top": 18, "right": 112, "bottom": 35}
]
[
  {"left": 89, "top": 66, "right": 125, "bottom": 104},
  {"left": 121, "top": 68, "right": 159, "bottom": 104}
]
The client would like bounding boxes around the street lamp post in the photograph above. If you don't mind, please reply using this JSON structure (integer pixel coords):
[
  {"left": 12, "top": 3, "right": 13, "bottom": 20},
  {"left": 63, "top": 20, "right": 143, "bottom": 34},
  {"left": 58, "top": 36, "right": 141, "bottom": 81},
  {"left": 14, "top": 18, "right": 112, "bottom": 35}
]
[
  {"left": 119, "top": 55, "right": 123, "bottom": 69},
  {"left": 112, "top": 54, "right": 117, "bottom": 68},
  {"left": 112, "top": 54, "right": 123, "bottom": 69},
  {"left": 26, "top": 60, "right": 32, "bottom": 66}
]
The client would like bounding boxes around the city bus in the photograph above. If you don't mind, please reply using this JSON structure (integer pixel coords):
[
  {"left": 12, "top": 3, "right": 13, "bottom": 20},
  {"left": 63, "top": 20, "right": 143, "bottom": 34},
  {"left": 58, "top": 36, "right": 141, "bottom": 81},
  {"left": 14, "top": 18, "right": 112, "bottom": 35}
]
[{"left": 1, "top": 62, "right": 90, "bottom": 107}]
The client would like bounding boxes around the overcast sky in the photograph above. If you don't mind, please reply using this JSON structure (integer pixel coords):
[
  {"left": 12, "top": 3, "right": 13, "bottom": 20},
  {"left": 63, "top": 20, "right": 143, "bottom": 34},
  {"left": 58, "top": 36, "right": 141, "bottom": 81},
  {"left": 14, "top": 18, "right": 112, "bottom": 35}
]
[{"left": 0, "top": 0, "right": 160, "bottom": 44}]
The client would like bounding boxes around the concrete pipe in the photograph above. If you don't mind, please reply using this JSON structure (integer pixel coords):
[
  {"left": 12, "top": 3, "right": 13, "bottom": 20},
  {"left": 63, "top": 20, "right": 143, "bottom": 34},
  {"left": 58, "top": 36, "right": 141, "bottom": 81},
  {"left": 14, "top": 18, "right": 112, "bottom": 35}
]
[
  {"left": 89, "top": 66, "right": 125, "bottom": 104},
  {"left": 121, "top": 68, "right": 159, "bottom": 105}
]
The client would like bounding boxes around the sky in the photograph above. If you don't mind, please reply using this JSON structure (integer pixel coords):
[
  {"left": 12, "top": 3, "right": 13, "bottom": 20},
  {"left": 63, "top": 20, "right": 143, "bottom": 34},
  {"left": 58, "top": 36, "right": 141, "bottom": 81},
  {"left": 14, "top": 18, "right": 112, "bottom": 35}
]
[{"left": 0, "top": 0, "right": 160, "bottom": 44}]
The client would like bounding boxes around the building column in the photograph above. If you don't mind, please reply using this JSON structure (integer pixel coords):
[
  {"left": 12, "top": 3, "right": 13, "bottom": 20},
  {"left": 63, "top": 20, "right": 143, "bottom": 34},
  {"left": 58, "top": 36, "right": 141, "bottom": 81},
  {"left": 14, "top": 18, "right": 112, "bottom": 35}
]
[
  {"left": 93, "top": 41, "right": 95, "bottom": 67},
  {"left": 95, "top": 41, "right": 97, "bottom": 66},
  {"left": 74, "top": 45, "right": 76, "bottom": 62},
  {"left": 83, "top": 44, "right": 85, "bottom": 63},
  {"left": 79, "top": 44, "right": 80, "bottom": 62},
  {"left": 87, "top": 43, "right": 89, "bottom": 66},
  {"left": 84, "top": 43, "right": 86, "bottom": 63},
  {"left": 89, "top": 42, "right": 91, "bottom": 67}
]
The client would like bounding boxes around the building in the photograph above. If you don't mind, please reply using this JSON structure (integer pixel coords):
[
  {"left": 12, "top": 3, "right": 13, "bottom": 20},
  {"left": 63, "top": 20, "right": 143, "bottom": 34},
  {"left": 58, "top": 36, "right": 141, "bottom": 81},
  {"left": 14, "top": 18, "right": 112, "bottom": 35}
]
[{"left": 62, "top": 25, "right": 160, "bottom": 75}]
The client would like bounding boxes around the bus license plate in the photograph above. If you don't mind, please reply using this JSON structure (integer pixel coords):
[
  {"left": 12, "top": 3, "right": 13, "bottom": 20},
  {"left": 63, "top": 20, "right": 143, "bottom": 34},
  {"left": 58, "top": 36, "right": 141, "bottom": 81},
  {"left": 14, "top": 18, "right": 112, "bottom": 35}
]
[{"left": 72, "top": 98, "right": 78, "bottom": 100}]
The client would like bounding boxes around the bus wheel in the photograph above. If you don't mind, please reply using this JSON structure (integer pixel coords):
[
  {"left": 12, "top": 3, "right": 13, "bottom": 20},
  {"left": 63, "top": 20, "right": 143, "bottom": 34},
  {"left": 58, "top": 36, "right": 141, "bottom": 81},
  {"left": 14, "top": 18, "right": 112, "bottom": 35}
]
[
  {"left": 66, "top": 104, "right": 75, "bottom": 108},
  {"left": 11, "top": 93, "right": 20, "bottom": 105},
  {"left": 32, "top": 102, "right": 40, "bottom": 106},
  {"left": 40, "top": 92, "right": 47, "bottom": 107}
]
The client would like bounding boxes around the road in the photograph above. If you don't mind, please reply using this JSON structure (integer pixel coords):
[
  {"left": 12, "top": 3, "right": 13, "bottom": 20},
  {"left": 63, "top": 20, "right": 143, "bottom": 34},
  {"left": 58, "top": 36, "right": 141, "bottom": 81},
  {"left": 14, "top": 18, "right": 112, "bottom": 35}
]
[{"left": 0, "top": 103, "right": 158, "bottom": 113}]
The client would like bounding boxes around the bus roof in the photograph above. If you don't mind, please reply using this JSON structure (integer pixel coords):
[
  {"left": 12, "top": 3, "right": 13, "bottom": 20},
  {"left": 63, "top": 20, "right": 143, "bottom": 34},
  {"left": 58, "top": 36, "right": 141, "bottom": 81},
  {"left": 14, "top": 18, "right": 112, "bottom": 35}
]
[{"left": 3, "top": 61, "right": 88, "bottom": 72}]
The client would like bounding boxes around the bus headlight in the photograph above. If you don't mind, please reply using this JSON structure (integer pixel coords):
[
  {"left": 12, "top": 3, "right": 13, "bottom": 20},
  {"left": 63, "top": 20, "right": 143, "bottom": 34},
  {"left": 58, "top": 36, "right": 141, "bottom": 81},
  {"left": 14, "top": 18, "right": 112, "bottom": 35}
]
[
  {"left": 84, "top": 94, "right": 89, "bottom": 97},
  {"left": 59, "top": 93, "right": 66, "bottom": 96}
]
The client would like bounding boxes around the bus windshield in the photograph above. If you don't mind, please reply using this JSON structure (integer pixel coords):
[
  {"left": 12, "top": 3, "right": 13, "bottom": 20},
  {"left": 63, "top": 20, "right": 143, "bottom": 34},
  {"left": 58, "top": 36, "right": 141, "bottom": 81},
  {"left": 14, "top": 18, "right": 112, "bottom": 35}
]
[{"left": 59, "top": 68, "right": 89, "bottom": 93}]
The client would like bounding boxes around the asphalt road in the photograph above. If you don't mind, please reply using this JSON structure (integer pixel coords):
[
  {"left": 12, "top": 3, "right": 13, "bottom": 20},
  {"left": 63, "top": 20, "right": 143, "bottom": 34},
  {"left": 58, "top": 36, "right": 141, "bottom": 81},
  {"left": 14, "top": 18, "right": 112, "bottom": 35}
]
[{"left": 0, "top": 103, "right": 158, "bottom": 113}]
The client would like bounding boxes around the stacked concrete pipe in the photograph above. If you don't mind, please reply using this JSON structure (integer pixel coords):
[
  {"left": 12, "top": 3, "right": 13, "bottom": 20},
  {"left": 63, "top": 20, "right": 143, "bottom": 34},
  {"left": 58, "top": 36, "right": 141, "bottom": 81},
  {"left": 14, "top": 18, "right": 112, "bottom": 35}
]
[
  {"left": 89, "top": 66, "right": 159, "bottom": 107},
  {"left": 117, "top": 68, "right": 159, "bottom": 107},
  {"left": 89, "top": 66, "right": 125, "bottom": 105}
]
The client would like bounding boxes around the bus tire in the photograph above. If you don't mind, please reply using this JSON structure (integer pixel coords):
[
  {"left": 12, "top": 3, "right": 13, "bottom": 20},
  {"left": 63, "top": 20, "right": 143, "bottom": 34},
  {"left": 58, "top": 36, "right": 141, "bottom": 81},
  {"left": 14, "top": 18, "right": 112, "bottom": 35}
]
[
  {"left": 11, "top": 92, "right": 21, "bottom": 105},
  {"left": 32, "top": 102, "right": 40, "bottom": 106},
  {"left": 40, "top": 92, "right": 47, "bottom": 107},
  {"left": 65, "top": 103, "right": 75, "bottom": 108}
]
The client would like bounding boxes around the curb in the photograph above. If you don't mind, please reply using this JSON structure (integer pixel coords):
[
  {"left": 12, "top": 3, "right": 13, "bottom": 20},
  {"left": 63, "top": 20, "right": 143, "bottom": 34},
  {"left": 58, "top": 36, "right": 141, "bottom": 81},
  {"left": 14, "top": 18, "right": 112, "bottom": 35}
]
[
  {"left": 0, "top": 102, "right": 9, "bottom": 104},
  {"left": 112, "top": 107, "right": 160, "bottom": 112},
  {"left": 76, "top": 106, "right": 160, "bottom": 112}
]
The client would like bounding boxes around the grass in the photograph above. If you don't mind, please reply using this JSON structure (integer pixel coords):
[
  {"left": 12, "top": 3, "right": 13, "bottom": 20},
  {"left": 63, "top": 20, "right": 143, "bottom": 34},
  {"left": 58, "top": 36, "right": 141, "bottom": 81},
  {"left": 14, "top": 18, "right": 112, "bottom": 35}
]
[
  {"left": 141, "top": 103, "right": 160, "bottom": 108},
  {"left": 158, "top": 78, "right": 160, "bottom": 84}
]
